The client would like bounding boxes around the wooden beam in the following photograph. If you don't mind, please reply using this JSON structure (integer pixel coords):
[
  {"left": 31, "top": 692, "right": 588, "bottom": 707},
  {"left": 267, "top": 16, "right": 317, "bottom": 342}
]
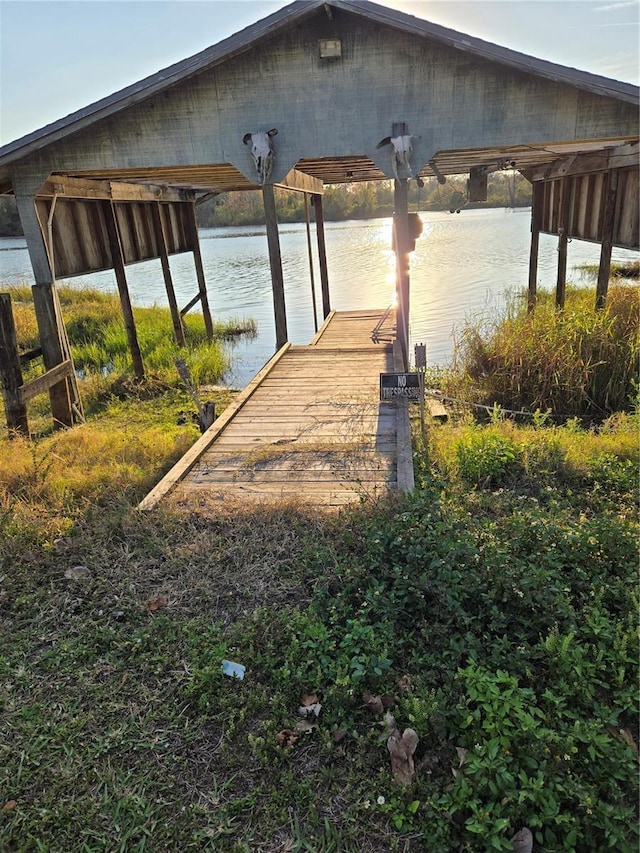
[
  {"left": 39, "top": 175, "right": 195, "bottom": 203},
  {"left": 151, "top": 203, "right": 185, "bottom": 346},
  {"left": 555, "top": 178, "right": 572, "bottom": 310},
  {"left": 0, "top": 293, "right": 29, "bottom": 434},
  {"left": 528, "top": 182, "right": 543, "bottom": 312},
  {"left": 263, "top": 184, "right": 288, "bottom": 350},
  {"left": 103, "top": 201, "right": 145, "bottom": 378},
  {"left": 180, "top": 292, "right": 202, "bottom": 317},
  {"left": 185, "top": 202, "right": 214, "bottom": 339},
  {"left": 393, "top": 341, "right": 414, "bottom": 493},
  {"left": 313, "top": 194, "right": 331, "bottom": 319},
  {"left": 275, "top": 168, "right": 324, "bottom": 195},
  {"left": 596, "top": 170, "right": 619, "bottom": 309},
  {"left": 31, "top": 284, "right": 74, "bottom": 427},
  {"left": 110, "top": 182, "right": 195, "bottom": 203},
  {"left": 529, "top": 142, "right": 639, "bottom": 182},
  {"left": 19, "top": 360, "right": 73, "bottom": 404},
  {"left": 393, "top": 179, "right": 410, "bottom": 370},
  {"left": 16, "top": 195, "right": 53, "bottom": 285},
  {"left": 609, "top": 141, "right": 640, "bottom": 170},
  {"left": 304, "top": 194, "right": 319, "bottom": 333}
]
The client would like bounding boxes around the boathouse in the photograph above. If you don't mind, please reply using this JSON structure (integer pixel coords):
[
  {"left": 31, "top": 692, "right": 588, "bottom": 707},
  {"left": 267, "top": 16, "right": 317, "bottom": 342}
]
[{"left": 0, "top": 0, "right": 637, "bottom": 504}]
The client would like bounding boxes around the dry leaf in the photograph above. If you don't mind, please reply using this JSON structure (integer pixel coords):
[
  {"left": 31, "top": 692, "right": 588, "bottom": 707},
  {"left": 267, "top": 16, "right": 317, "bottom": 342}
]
[
  {"left": 381, "top": 694, "right": 395, "bottom": 710},
  {"left": 298, "top": 702, "right": 322, "bottom": 718},
  {"left": 275, "top": 729, "right": 298, "bottom": 748},
  {"left": 64, "top": 566, "right": 90, "bottom": 580},
  {"left": 301, "top": 693, "right": 319, "bottom": 706},
  {"left": 396, "top": 674, "right": 412, "bottom": 693},
  {"left": 452, "top": 745, "right": 468, "bottom": 778},
  {"left": 363, "top": 691, "right": 384, "bottom": 715},
  {"left": 511, "top": 827, "right": 533, "bottom": 853},
  {"left": 333, "top": 728, "right": 347, "bottom": 743},
  {"left": 2, "top": 800, "right": 17, "bottom": 812},
  {"left": 294, "top": 718, "right": 317, "bottom": 734},
  {"left": 387, "top": 727, "right": 419, "bottom": 786},
  {"left": 455, "top": 746, "right": 468, "bottom": 766},
  {"left": 146, "top": 594, "right": 167, "bottom": 612},
  {"left": 606, "top": 724, "right": 638, "bottom": 754}
]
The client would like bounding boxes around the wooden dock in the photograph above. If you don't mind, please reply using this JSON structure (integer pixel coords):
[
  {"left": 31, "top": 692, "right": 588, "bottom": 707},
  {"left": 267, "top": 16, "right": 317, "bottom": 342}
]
[{"left": 140, "top": 309, "right": 414, "bottom": 511}]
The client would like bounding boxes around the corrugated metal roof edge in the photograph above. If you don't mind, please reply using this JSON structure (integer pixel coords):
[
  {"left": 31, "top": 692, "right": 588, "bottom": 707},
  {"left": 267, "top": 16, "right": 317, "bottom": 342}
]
[{"left": 0, "top": 0, "right": 638, "bottom": 169}]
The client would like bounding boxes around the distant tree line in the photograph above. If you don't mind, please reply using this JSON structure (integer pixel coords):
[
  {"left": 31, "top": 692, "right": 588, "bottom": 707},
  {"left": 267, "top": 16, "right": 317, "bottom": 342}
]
[
  {"left": 197, "top": 173, "right": 532, "bottom": 227},
  {"left": 0, "top": 173, "right": 531, "bottom": 237}
]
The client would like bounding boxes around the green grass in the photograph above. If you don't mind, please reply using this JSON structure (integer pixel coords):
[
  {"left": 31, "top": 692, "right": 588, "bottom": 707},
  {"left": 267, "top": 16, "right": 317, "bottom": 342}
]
[
  {"left": 577, "top": 260, "right": 639, "bottom": 280},
  {"left": 4, "top": 282, "right": 256, "bottom": 422}
]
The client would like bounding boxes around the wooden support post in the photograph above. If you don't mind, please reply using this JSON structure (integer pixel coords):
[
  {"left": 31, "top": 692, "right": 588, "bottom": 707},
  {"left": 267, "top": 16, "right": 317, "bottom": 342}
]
[
  {"left": 555, "top": 178, "right": 571, "bottom": 310},
  {"left": 14, "top": 194, "right": 54, "bottom": 285},
  {"left": 103, "top": 201, "right": 145, "bottom": 379},
  {"left": 262, "top": 184, "right": 288, "bottom": 350},
  {"left": 313, "top": 194, "right": 331, "bottom": 320},
  {"left": 152, "top": 203, "right": 185, "bottom": 346},
  {"left": 0, "top": 293, "right": 29, "bottom": 435},
  {"left": 32, "top": 284, "right": 74, "bottom": 427},
  {"left": 528, "top": 182, "right": 543, "bottom": 313},
  {"left": 394, "top": 178, "right": 410, "bottom": 370},
  {"left": 185, "top": 202, "right": 214, "bottom": 340},
  {"left": 596, "top": 170, "right": 618, "bottom": 310},
  {"left": 304, "top": 194, "right": 319, "bottom": 333}
]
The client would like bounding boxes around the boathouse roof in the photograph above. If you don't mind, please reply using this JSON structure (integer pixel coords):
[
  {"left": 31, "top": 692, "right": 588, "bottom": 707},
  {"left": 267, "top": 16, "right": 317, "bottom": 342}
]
[{"left": 0, "top": 0, "right": 638, "bottom": 194}]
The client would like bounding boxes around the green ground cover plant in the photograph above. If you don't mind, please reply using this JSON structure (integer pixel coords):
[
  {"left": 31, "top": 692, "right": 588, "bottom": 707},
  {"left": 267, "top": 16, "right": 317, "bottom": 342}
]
[{"left": 1, "top": 280, "right": 638, "bottom": 851}]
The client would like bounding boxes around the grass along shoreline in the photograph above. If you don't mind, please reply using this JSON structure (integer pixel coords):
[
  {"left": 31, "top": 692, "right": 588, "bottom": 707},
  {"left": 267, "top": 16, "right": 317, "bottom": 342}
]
[{"left": 0, "top": 282, "right": 638, "bottom": 851}]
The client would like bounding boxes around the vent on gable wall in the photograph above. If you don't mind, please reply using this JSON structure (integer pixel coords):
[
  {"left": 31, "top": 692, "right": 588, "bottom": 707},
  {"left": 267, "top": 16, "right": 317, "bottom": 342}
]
[{"left": 319, "top": 39, "right": 342, "bottom": 59}]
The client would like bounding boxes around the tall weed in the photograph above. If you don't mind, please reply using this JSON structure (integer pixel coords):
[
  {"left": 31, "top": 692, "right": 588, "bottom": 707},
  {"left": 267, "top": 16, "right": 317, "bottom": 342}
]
[{"left": 453, "top": 284, "right": 639, "bottom": 421}]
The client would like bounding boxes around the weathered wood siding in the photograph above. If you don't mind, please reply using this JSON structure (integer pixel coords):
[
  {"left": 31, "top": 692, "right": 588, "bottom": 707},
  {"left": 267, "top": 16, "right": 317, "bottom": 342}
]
[
  {"left": 33, "top": 198, "right": 194, "bottom": 277},
  {"left": 11, "top": 10, "right": 638, "bottom": 188},
  {"left": 539, "top": 168, "right": 638, "bottom": 248}
]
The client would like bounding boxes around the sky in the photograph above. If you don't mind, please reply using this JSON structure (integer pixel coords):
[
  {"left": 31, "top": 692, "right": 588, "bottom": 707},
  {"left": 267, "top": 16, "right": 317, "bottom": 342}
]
[{"left": 0, "top": 0, "right": 638, "bottom": 146}]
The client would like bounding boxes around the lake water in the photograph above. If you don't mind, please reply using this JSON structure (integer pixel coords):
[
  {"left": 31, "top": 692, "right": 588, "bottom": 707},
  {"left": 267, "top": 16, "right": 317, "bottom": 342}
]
[{"left": 0, "top": 208, "right": 637, "bottom": 387}]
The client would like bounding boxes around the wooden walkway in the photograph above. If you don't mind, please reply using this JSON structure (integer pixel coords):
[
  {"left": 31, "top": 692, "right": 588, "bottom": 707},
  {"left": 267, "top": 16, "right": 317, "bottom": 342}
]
[{"left": 140, "top": 309, "right": 414, "bottom": 511}]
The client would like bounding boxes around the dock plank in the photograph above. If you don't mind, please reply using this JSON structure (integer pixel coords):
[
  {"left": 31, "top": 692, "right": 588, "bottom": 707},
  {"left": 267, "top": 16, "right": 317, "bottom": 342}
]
[{"left": 140, "top": 309, "right": 414, "bottom": 511}]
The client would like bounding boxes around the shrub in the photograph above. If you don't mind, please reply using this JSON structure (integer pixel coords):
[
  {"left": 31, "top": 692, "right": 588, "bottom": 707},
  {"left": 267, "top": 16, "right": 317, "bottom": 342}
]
[{"left": 455, "top": 430, "right": 520, "bottom": 486}]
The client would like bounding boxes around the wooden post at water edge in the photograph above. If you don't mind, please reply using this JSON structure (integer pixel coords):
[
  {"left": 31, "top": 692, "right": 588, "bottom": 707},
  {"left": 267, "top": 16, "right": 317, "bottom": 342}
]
[
  {"left": 393, "top": 178, "right": 410, "bottom": 370},
  {"left": 0, "top": 294, "right": 29, "bottom": 435},
  {"left": 32, "top": 284, "right": 75, "bottom": 427},
  {"left": 304, "top": 194, "right": 319, "bottom": 333},
  {"left": 528, "top": 182, "right": 543, "bottom": 312},
  {"left": 185, "top": 202, "right": 215, "bottom": 340},
  {"left": 596, "top": 171, "right": 619, "bottom": 310},
  {"left": 313, "top": 194, "right": 331, "bottom": 320},
  {"left": 151, "top": 203, "right": 186, "bottom": 346},
  {"left": 555, "top": 178, "right": 572, "bottom": 310},
  {"left": 103, "top": 201, "right": 145, "bottom": 379},
  {"left": 262, "top": 184, "right": 288, "bottom": 350}
]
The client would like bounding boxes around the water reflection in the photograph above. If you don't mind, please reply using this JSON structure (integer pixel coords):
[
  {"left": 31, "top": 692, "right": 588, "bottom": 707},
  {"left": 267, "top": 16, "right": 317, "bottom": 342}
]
[{"left": 1, "top": 209, "right": 637, "bottom": 387}]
